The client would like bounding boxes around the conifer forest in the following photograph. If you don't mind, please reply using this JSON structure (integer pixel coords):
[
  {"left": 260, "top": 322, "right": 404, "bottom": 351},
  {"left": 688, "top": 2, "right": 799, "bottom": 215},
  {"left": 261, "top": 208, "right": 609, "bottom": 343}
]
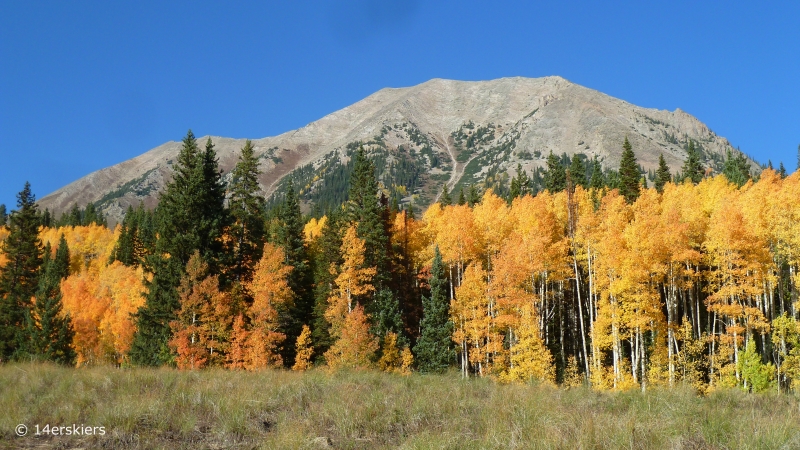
[{"left": 5, "top": 129, "right": 800, "bottom": 396}]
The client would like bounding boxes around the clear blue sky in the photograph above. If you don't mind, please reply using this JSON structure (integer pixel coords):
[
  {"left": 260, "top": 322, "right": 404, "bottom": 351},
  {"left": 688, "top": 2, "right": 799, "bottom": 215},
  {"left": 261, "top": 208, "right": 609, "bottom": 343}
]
[{"left": 1, "top": 1, "right": 798, "bottom": 210}]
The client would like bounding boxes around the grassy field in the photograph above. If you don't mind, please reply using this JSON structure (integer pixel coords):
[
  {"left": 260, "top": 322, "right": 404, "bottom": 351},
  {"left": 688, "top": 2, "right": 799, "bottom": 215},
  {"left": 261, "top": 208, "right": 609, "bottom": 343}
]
[{"left": 1, "top": 363, "right": 800, "bottom": 449}]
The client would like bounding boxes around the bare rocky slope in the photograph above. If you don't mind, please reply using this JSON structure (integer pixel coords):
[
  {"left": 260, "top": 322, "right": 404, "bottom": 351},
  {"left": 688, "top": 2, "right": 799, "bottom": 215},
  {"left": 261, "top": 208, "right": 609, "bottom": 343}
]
[{"left": 39, "top": 76, "right": 749, "bottom": 223}]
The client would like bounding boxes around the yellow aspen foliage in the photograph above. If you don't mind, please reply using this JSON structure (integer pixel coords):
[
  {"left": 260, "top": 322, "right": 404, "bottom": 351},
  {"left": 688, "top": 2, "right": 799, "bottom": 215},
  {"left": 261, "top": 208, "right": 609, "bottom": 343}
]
[
  {"left": 59, "top": 260, "right": 145, "bottom": 366},
  {"left": 500, "top": 304, "right": 555, "bottom": 385},
  {"left": 325, "top": 304, "right": 378, "bottom": 371},
  {"left": 292, "top": 324, "right": 314, "bottom": 371},
  {"left": 473, "top": 189, "right": 513, "bottom": 264},
  {"left": 0, "top": 226, "right": 9, "bottom": 267},
  {"left": 303, "top": 216, "right": 327, "bottom": 244},
  {"left": 400, "top": 348, "right": 414, "bottom": 375},
  {"left": 378, "top": 331, "right": 401, "bottom": 372},
  {"left": 423, "top": 204, "right": 480, "bottom": 286},
  {"left": 452, "top": 263, "right": 503, "bottom": 377},
  {"left": 245, "top": 242, "right": 293, "bottom": 369},
  {"left": 169, "top": 252, "right": 229, "bottom": 370},
  {"left": 40, "top": 224, "right": 117, "bottom": 276},
  {"left": 226, "top": 314, "right": 248, "bottom": 370},
  {"left": 325, "top": 225, "right": 376, "bottom": 339}
]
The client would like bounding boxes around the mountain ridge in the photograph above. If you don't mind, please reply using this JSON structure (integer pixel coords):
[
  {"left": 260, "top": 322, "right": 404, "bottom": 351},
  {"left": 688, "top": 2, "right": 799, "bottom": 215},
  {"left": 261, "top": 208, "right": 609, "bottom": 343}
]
[{"left": 38, "top": 76, "right": 751, "bottom": 223}]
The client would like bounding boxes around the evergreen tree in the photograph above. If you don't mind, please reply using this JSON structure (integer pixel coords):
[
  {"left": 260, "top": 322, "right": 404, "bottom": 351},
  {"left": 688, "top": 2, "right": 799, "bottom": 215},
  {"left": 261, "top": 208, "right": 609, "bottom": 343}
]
[
  {"left": 83, "top": 202, "right": 106, "bottom": 227},
  {"left": 509, "top": 163, "right": 531, "bottom": 202},
  {"left": 0, "top": 182, "right": 43, "bottom": 360},
  {"left": 414, "top": 247, "right": 454, "bottom": 373},
  {"left": 722, "top": 149, "right": 751, "bottom": 188},
  {"left": 66, "top": 204, "right": 82, "bottom": 226},
  {"left": 457, "top": 187, "right": 466, "bottom": 206},
  {"left": 273, "top": 179, "right": 314, "bottom": 366},
  {"left": 374, "top": 288, "right": 406, "bottom": 348},
  {"left": 40, "top": 209, "right": 51, "bottom": 228},
  {"left": 311, "top": 209, "right": 343, "bottom": 357},
  {"left": 130, "top": 130, "right": 227, "bottom": 366},
  {"left": 110, "top": 206, "right": 137, "bottom": 266},
  {"left": 779, "top": 162, "right": 787, "bottom": 179},
  {"left": 681, "top": 140, "right": 704, "bottom": 184},
  {"left": 543, "top": 151, "right": 567, "bottom": 192},
  {"left": 467, "top": 184, "right": 480, "bottom": 207},
  {"left": 569, "top": 156, "right": 587, "bottom": 189},
  {"left": 797, "top": 144, "right": 800, "bottom": 173},
  {"left": 439, "top": 184, "right": 452, "bottom": 206},
  {"left": 0, "top": 204, "right": 6, "bottom": 226},
  {"left": 589, "top": 157, "right": 605, "bottom": 190},
  {"left": 618, "top": 137, "right": 641, "bottom": 204},
  {"left": 347, "top": 147, "right": 391, "bottom": 292},
  {"left": 227, "top": 139, "right": 266, "bottom": 284},
  {"left": 23, "top": 235, "right": 75, "bottom": 364},
  {"left": 654, "top": 153, "right": 672, "bottom": 193}
]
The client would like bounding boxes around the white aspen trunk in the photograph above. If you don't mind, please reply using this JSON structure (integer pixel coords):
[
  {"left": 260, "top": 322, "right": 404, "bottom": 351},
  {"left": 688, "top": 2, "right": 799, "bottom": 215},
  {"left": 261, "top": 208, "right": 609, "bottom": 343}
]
[{"left": 573, "top": 256, "right": 590, "bottom": 382}]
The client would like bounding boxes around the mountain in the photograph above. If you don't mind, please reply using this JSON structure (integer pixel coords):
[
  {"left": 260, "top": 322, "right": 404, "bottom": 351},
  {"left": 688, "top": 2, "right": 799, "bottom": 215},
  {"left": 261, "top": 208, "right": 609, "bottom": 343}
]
[{"left": 38, "top": 76, "right": 751, "bottom": 223}]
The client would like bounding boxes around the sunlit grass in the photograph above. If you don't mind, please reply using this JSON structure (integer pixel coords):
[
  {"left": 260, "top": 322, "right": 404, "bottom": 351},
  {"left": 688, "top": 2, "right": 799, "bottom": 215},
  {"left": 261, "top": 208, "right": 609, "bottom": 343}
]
[{"left": 1, "top": 363, "right": 799, "bottom": 449}]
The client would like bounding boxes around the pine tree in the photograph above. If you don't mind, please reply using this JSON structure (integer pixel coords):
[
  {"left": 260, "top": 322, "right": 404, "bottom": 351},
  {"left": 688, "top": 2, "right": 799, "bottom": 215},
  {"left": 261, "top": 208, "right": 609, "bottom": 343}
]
[
  {"left": 468, "top": 184, "right": 480, "bottom": 207},
  {"left": 722, "top": 149, "right": 752, "bottom": 187},
  {"left": 346, "top": 147, "right": 396, "bottom": 334},
  {"left": 681, "top": 140, "right": 704, "bottom": 184},
  {"left": 779, "top": 162, "right": 787, "bottom": 179},
  {"left": 509, "top": 163, "right": 531, "bottom": 202},
  {"left": 0, "top": 182, "right": 43, "bottom": 361},
  {"left": 414, "top": 247, "right": 454, "bottom": 373},
  {"left": 654, "top": 154, "right": 672, "bottom": 193},
  {"left": 569, "top": 156, "right": 587, "bottom": 189},
  {"left": 457, "top": 187, "right": 466, "bottom": 206},
  {"left": 311, "top": 210, "right": 343, "bottom": 356},
  {"left": 272, "top": 179, "right": 313, "bottom": 366},
  {"left": 228, "top": 139, "right": 266, "bottom": 284},
  {"left": 83, "top": 202, "right": 106, "bottom": 227},
  {"left": 439, "top": 184, "right": 452, "bottom": 206},
  {"left": 130, "top": 130, "right": 227, "bottom": 366},
  {"left": 589, "top": 157, "right": 605, "bottom": 190},
  {"left": 544, "top": 151, "right": 567, "bottom": 192},
  {"left": 618, "top": 137, "right": 641, "bottom": 204},
  {"left": 22, "top": 235, "right": 75, "bottom": 364},
  {"left": 0, "top": 204, "right": 6, "bottom": 226}
]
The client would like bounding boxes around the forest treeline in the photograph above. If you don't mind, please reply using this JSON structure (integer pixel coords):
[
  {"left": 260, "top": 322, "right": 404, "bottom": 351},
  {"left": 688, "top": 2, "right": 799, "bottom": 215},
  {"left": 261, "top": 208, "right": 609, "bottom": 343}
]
[{"left": 2, "top": 130, "right": 800, "bottom": 394}]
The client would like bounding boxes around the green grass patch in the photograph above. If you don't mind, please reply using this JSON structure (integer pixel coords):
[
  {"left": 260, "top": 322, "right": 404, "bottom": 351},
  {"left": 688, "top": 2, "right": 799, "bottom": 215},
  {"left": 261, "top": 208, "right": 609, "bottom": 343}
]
[{"left": 2, "top": 363, "right": 800, "bottom": 449}]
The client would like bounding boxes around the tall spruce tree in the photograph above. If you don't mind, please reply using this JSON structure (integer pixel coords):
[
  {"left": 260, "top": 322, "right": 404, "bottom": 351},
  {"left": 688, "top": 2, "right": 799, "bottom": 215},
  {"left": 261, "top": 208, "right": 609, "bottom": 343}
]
[
  {"left": 457, "top": 187, "right": 466, "bottom": 206},
  {"left": 544, "top": 151, "right": 567, "bottom": 192},
  {"left": 654, "top": 154, "right": 672, "bottom": 193},
  {"left": 311, "top": 208, "right": 344, "bottom": 357},
  {"left": 23, "top": 235, "right": 75, "bottom": 364},
  {"left": 347, "top": 148, "right": 390, "bottom": 288},
  {"left": 467, "top": 184, "right": 480, "bottom": 206},
  {"left": 414, "top": 247, "right": 454, "bottom": 373},
  {"left": 0, "top": 182, "right": 43, "bottom": 361},
  {"left": 0, "top": 204, "right": 7, "bottom": 226},
  {"left": 681, "top": 140, "right": 704, "bottom": 184},
  {"left": 722, "top": 149, "right": 752, "bottom": 188},
  {"left": 228, "top": 139, "right": 266, "bottom": 284},
  {"left": 439, "top": 184, "right": 452, "bottom": 206},
  {"left": 130, "top": 130, "right": 227, "bottom": 366},
  {"left": 273, "top": 179, "right": 314, "bottom": 366},
  {"left": 589, "top": 157, "right": 605, "bottom": 190},
  {"left": 569, "top": 156, "right": 587, "bottom": 189},
  {"left": 618, "top": 137, "right": 641, "bottom": 204},
  {"left": 509, "top": 163, "right": 531, "bottom": 202}
]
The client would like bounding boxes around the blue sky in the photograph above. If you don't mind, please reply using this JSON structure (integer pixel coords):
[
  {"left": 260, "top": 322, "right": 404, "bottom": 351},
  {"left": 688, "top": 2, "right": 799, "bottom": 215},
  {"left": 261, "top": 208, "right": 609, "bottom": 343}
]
[{"left": 1, "top": 1, "right": 798, "bottom": 210}]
